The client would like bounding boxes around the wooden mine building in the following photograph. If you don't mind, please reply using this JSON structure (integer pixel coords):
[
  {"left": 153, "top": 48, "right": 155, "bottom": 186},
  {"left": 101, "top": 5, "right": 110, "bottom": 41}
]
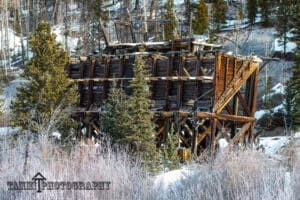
[{"left": 67, "top": 39, "right": 261, "bottom": 157}]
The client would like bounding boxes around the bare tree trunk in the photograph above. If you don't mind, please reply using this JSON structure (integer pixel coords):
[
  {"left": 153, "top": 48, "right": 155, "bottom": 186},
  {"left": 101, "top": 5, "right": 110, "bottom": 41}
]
[
  {"left": 17, "top": 2, "right": 26, "bottom": 65},
  {"left": 51, "top": 0, "right": 58, "bottom": 25},
  {"left": 3, "top": 0, "right": 11, "bottom": 75},
  {"left": 64, "top": 0, "right": 69, "bottom": 50}
]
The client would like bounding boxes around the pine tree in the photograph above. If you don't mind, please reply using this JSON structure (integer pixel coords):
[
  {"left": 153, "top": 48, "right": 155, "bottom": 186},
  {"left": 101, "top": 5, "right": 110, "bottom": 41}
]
[
  {"left": 10, "top": 22, "right": 78, "bottom": 138},
  {"left": 126, "top": 54, "right": 161, "bottom": 173},
  {"left": 164, "top": 0, "right": 177, "bottom": 40},
  {"left": 288, "top": 1, "right": 300, "bottom": 127},
  {"left": 247, "top": 0, "right": 257, "bottom": 25},
  {"left": 184, "top": 0, "right": 192, "bottom": 25},
  {"left": 263, "top": 76, "right": 273, "bottom": 109},
  {"left": 162, "top": 123, "right": 180, "bottom": 171},
  {"left": 275, "top": 0, "right": 294, "bottom": 56},
  {"left": 259, "top": 0, "right": 271, "bottom": 27},
  {"left": 101, "top": 80, "right": 130, "bottom": 142},
  {"left": 193, "top": 0, "right": 209, "bottom": 35},
  {"left": 211, "top": 0, "right": 227, "bottom": 31},
  {"left": 284, "top": 80, "right": 296, "bottom": 133}
]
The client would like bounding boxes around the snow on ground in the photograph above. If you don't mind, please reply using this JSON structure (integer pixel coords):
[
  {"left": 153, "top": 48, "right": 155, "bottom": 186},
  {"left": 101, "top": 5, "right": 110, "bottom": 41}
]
[
  {"left": 52, "top": 131, "right": 61, "bottom": 139},
  {"left": 0, "top": 28, "right": 24, "bottom": 55},
  {"left": 0, "top": 127, "right": 19, "bottom": 136},
  {"left": 255, "top": 103, "right": 286, "bottom": 120},
  {"left": 1, "top": 78, "right": 28, "bottom": 112},
  {"left": 255, "top": 109, "right": 270, "bottom": 120},
  {"left": 274, "top": 31, "right": 297, "bottom": 53},
  {"left": 259, "top": 136, "right": 290, "bottom": 157},
  {"left": 295, "top": 132, "right": 300, "bottom": 139},
  {"left": 218, "top": 138, "right": 229, "bottom": 148},
  {"left": 274, "top": 38, "right": 296, "bottom": 53},
  {"left": 0, "top": 28, "right": 27, "bottom": 68},
  {"left": 52, "top": 25, "right": 79, "bottom": 53},
  {"left": 261, "top": 83, "right": 285, "bottom": 101},
  {"left": 221, "top": 26, "right": 276, "bottom": 56},
  {"left": 255, "top": 83, "right": 286, "bottom": 120},
  {"left": 154, "top": 167, "right": 191, "bottom": 191},
  {"left": 273, "top": 103, "right": 285, "bottom": 113}
]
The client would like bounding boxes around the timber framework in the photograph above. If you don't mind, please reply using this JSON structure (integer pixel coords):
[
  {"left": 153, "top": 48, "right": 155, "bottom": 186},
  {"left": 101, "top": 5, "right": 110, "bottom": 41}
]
[{"left": 67, "top": 40, "right": 261, "bottom": 157}]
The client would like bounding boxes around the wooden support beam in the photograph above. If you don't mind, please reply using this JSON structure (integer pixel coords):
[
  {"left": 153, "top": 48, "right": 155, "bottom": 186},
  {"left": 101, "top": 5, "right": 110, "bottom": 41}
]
[
  {"left": 213, "top": 62, "right": 259, "bottom": 113},
  {"left": 232, "top": 122, "right": 252, "bottom": 144},
  {"left": 250, "top": 68, "right": 259, "bottom": 116},
  {"left": 210, "top": 118, "right": 217, "bottom": 158},
  {"left": 224, "top": 56, "right": 229, "bottom": 90},
  {"left": 69, "top": 76, "right": 213, "bottom": 83},
  {"left": 183, "top": 67, "right": 191, "bottom": 77},
  {"left": 236, "top": 91, "right": 250, "bottom": 116},
  {"left": 163, "top": 119, "right": 171, "bottom": 142},
  {"left": 192, "top": 128, "right": 198, "bottom": 157},
  {"left": 225, "top": 104, "right": 233, "bottom": 115},
  {"left": 156, "top": 126, "right": 165, "bottom": 136},
  {"left": 197, "top": 127, "right": 210, "bottom": 145},
  {"left": 178, "top": 57, "right": 184, "bottom": 107},
  {"left": 250, "top": 68, "right": 260, "bottom": 143},
  {"left": 157, "top": 111, "right": 255, "bottom": 122},
  {"left": 196, "top": 112, "right": 255, "bottom": 122},
  {"left": 231, "top": 94, "right": 239, "bottom": 138},
  {"left": 91, "top": 122, "right": 100, "bottom": 135},
  {"left": 183, "top": 124, "right": 193, "bottom": 137},
  {"left": 166, "top": 56, "right": 172, "bottom": 98},
  {"left": 179, "top": 133, "right": 190, "bottom": 147}
]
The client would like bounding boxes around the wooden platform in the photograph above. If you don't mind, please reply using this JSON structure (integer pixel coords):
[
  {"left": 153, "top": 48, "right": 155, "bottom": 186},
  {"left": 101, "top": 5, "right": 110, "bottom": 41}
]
[{"left": 67, "top": 43, "right": 261, "bottom": 157}]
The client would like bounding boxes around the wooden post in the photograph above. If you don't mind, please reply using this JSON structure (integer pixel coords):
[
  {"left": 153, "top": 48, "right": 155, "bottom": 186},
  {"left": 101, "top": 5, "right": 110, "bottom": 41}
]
[
  {"left": 210, "top": 118, "right": 217, "bottom": 158},
  {"left": 191, "top": 112, "right": 200, "bottom": 157},
  {"left": 231, "top": 94, "right": 239, "bottom": 138},
  {"left": 249, "top": 67, "right": 259, "bottom": 143}
]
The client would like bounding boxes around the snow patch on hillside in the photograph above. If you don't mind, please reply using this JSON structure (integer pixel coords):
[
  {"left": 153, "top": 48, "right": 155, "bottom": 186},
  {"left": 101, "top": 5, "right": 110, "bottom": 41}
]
[
  {"left": 1, "top": 78, "right": 28, "bottom": 112},
  {"left": 255, "top": 110, "right": 270, "bottom": 120},
  {"left": 274, "top": 38, "right": 296, "bottom": 53},
  {"left": 0, "top": 28, "right": 24, "bottom": 54},
  {"left": 262, "top": 83, "right": 285, "bottom": 101},
  {"left": 52, "top": 25, "right": 79, "bottom": 53}
]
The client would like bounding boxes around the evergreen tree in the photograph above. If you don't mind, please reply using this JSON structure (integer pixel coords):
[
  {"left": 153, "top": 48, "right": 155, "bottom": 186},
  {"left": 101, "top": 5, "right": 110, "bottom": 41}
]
[
  {"left": 89, "top": 0, "right": 109, "bottom": 22},
  {"left": 101, "top": 80, "right": 130, "bottom": 142},
  {"left": 126, "top": 54, "right": 161, "bottom": 173},
  {"left": 193, "top": 0, "right": 209, "bottom": 35},
  {"left": 259, "top": 0, "right": 271, "bottom": 27},
  {"left": 184, "top": 0, "right": 192, "bottom": 25},
  {"left": 263, "top": 76, "right": 273, "bottom": 109},
  {"left": 247, "top": 0, "right": 257, "bottom": 25},
  {"left": 162, "top": 123, "right": 180, "bottom": 171},
  {"left": 211, "top": 0, "right": 227, "bottom": 31},
  {"left": 288, "top": 1, "right": 300, "bottom": 127},
  {"left": 284, "top": 80, "right": 296, "bottom": 133},
  {"left": 10, "top": 22, "right": 78, "bottom": 138},
  {"left": 164, "top": 0, "right": 177, "bottom": 40},
  {"left": 275, "top": 0, "right": 294, "bottom": 56}
]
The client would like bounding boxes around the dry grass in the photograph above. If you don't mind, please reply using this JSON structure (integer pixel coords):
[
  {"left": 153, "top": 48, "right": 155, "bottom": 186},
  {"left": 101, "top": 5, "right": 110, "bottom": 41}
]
[
  {"left": 0, "top": 134, "right": 153, "bottom": 200},
  {"left": 0, "top": 133, "right": 296, "bottom": 200},
  {"left": 154, "top": 148, "right": 296, "bottom": 200}
]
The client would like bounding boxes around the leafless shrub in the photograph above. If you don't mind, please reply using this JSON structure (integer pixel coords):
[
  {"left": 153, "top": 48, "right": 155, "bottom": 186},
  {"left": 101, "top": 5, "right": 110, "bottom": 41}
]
[
  {"left": 0, "top": 134, "right": 153, "bottom": 200},
  {"left": 155, "top": 149, "right": 295, "bottom": 200},
  {"left": 0, "top": 134, "right": 296, "bottom": 200}
]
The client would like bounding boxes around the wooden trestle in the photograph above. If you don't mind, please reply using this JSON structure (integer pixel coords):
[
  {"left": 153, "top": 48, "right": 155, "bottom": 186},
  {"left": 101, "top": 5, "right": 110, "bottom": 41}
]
[{"left": 68, "top": 43, "right": 261, "bottom": 157}]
